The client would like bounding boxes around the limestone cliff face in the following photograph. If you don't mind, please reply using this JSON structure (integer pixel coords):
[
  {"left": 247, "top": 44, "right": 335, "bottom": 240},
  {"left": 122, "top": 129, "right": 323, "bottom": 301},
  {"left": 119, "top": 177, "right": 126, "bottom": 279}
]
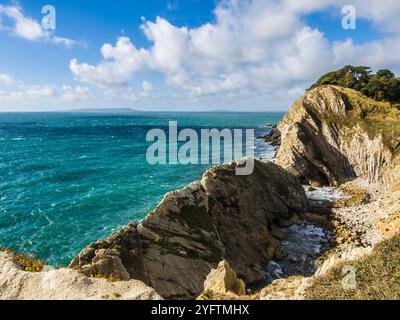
[
  {"left": 275, "top": 85, "right": 400, "bottom": 186},
  {"left": 70, "top": 160, "right": 308, "bottom": 299}
]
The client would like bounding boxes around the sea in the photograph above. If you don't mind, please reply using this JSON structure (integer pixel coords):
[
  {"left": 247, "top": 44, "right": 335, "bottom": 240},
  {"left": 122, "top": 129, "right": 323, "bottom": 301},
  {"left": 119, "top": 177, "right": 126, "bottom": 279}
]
[{"left": 0, "top": 111, "right": 284, "bottom": 265}]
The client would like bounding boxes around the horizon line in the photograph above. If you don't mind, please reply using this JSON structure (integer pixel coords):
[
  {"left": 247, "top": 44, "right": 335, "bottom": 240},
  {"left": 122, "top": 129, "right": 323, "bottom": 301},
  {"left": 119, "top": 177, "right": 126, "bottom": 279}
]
[{"left": 0, "top": 108, "right": 289, "bottom": 113}]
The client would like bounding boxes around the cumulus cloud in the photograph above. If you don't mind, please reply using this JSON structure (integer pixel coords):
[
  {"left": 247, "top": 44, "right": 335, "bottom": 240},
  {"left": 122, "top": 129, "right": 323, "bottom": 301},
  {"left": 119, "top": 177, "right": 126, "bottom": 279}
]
[
  {"left": 70, "top": 37, "right": 147, "bottom": 86},
  {"left": 0, "top": 4, "right": 80, "bottom": 47},
  {"left": 69, "top": 0, "right": 400, "bottom": 102},
  {"left": 0, "top": 4, "right": 46, "bottom": 41},
  {"left": 1, "top": 0, "right": 400, "bottom": 111},
  {"left": 347, "top": 0, "right": 400, "bottom": 33},
  {"left": 0, "top": 73, "right": 15, "bottom": 86}
]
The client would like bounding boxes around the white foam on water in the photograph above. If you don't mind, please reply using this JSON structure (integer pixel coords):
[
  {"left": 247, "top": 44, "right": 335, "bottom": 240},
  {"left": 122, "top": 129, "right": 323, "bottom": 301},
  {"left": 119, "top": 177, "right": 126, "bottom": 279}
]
[{"left": 305, "top": 186, "right": 348, "bottom": 202}]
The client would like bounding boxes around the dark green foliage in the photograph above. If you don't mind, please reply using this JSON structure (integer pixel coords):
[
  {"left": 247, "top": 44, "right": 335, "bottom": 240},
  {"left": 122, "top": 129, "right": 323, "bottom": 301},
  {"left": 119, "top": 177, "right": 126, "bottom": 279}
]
[
  {"left": 376, "top": 69, "right": 395, "bottom": 79},
  {"left": 310, "top": 66, "right": 400, "bottom": 103}
]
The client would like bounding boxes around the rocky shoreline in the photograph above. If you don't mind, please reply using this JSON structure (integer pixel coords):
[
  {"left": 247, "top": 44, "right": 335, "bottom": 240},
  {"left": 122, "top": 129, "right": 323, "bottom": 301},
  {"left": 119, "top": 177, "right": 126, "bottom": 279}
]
[
  {"left": 257, "top": 85, "right": 400, "bottom": 300},
  {"left": 1, "top": 84, "right": 400, "bottom": 300}
]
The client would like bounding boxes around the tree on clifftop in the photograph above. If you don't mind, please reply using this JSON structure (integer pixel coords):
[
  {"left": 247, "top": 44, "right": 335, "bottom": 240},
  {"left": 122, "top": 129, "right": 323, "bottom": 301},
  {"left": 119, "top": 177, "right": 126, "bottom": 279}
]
[{"left": 309, "top": 66, "right": 400, "bottom": 103}]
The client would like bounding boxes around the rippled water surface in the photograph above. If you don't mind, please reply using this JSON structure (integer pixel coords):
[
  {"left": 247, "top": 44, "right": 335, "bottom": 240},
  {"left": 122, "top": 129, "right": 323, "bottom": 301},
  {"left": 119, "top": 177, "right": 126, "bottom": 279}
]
[{"left": 0, "top": 111, "right": 283, "bottom": 265}]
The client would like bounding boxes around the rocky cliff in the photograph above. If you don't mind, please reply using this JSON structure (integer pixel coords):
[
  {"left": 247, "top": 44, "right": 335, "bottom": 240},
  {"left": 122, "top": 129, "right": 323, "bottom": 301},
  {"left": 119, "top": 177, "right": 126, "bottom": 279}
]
[
  {"left": 254, "top": 84, "right": 400, "bottom": 300},
  {"left": 275, "top": 85, "right": 400, "bottom": 186},
  {"left": 70, "top": 160, "right": 308, "bottom": 299}
]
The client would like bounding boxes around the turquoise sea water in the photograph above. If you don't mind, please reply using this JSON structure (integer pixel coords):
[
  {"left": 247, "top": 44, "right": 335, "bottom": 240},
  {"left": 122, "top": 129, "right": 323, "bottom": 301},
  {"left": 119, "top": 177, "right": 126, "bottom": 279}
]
[{"left": 0, "top": 111, "right": 284, "bottom": 265}]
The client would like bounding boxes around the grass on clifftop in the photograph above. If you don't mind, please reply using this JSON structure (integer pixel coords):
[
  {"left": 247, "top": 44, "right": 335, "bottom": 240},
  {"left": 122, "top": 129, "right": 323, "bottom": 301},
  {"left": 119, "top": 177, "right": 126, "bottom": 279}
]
[
  {"left": 308, "top": 66, "right": 400, "bottom": 154},
  {"left": 315, "top": 85, "right": 400, "bottom": 155},
  {"left": 341, "top": 87, "right": 400, "bottom": 154},
  {"left": 305, "top": 233, "right": 400, "bottom": 300}
]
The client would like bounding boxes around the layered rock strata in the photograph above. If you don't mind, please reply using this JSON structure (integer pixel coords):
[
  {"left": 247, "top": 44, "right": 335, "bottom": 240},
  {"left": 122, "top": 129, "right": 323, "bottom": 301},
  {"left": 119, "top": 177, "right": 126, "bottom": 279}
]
[{"left": 70, "top": 160, "right": 308, "bottom": 299}]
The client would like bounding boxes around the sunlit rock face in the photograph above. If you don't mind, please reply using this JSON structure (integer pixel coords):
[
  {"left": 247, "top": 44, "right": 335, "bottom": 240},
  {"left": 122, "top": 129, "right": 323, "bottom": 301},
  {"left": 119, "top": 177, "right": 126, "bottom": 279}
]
[{"left": 275, "top": 85, "right": 400, "bottom": 186}]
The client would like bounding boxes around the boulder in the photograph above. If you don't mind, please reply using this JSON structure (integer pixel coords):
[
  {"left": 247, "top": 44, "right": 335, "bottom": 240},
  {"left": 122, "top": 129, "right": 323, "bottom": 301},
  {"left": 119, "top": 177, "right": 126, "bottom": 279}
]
[{"left": 203, "top": 260, "right": 246, "bottom": 296}]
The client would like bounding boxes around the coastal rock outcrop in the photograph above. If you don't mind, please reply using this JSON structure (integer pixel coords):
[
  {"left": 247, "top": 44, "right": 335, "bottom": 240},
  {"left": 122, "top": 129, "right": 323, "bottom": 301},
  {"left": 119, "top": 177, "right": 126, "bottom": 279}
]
[
  {"left": 263, "top": 125, "right": 281, "bottom": 146},
  {"left": 0, "top": 251, "right": 161, "bottom": 300},
  {"left": 70, "top": 160, "right": 308, "bottom": 299},
  {"left": 275, "top": 85, "right": 400, "bottom": 186}
]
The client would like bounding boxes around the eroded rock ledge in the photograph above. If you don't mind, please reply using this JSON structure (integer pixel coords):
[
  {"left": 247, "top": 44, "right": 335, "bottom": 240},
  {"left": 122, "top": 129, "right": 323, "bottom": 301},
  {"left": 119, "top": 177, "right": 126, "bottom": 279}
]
[
  {"left": 0, "top": 251, "right": 161, "bottom": 300},
  {"left": 69, "top": 160, "right": 308, "bottom": 299}
]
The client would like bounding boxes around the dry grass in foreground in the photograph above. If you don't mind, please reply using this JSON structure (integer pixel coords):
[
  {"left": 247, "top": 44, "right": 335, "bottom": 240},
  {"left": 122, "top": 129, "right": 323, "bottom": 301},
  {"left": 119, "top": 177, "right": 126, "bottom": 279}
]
[{"left": 305, "top": 233, "right": 400, "bottom": 300}]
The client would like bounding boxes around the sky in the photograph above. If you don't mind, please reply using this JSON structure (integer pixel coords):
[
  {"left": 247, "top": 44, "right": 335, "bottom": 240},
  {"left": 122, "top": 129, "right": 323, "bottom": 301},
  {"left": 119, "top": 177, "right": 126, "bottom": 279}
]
[{"left": 0, "top": 0, "right": 400, "bottom": 112}]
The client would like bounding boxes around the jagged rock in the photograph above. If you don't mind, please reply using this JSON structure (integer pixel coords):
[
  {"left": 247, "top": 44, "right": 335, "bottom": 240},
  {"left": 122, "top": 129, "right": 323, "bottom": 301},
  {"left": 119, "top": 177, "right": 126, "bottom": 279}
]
[
  {"left": 203, "top": 260, "right": 246, "bottom": 296},
  {"left": 70, "top": 160, "right": 308, "bottom": 299},
  {"left": 260, "top": 276, "right": 312, "bottom": 300},
  {"left": 87, "top": 249, "right": 130, "bottom": 281},
  {"left": 263, "top": 126, "right": 281, "bottom": 146},
  {"left": 275, "top": 85, "right": 400, "bottom": 186}
]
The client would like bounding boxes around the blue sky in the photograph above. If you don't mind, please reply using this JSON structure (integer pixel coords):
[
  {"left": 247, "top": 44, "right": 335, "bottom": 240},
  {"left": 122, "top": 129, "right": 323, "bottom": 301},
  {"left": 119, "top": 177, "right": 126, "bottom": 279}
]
[{"left": 0, "top": 0, "right": 399, "bottom": 111}]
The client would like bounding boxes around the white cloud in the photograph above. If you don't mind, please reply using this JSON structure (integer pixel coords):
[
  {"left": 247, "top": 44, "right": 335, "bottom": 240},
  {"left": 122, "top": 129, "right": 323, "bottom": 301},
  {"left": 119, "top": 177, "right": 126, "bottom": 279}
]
[
  {"left": 70, "top": 37, "right": 147, "bottom": 86},
  {"left": 347, "top": 0, "right": 400, "bottom": 33},
  {"left": 69, "top": 0, "right": 400, "bottom": 103},
  {"left": 0, "top": 78, "right": 96, "bottom": 109},
  {"left": 0, "top": 4, "right": 46, "bottom": 41},
  {"left": 62, "top": 85, "right": 93, "bottom": 101},
  {"left": 0, "top": 4, "right": 80, "bottom": 47},
  {"left": 0, "top": 72, "right": 154, "bottom": 111},
  {"left": 21, "top": 85, "right": 56, "bottom": 98},
  {"left": 0, "top": 73, "right": 15, "bottom": 86},
  {"left": 2, "top": 0, "right": 400, "bottom": 111},
  {"left": 53, "top": 36, "right": 82, "bottom": 48}
]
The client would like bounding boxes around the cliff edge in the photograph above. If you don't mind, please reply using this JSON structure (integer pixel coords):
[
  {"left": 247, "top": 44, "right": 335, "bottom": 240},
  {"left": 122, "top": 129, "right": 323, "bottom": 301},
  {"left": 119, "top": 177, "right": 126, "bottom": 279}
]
[{"left": 0, "top": 250, "right": 161, "bottom": 300}]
